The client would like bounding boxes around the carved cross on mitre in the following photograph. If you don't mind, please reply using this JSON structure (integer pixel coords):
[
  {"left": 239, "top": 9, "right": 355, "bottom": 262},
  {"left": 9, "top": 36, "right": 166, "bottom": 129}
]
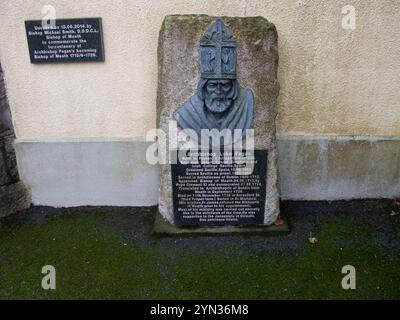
[{"left": 199, "top": 19, "right": 237, "bottom": 79}]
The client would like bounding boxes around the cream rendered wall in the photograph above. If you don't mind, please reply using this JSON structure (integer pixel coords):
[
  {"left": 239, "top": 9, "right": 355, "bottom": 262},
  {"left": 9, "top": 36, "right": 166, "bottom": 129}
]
[{"left": 0, "top": 0, "right": 399, "bottom": 140}]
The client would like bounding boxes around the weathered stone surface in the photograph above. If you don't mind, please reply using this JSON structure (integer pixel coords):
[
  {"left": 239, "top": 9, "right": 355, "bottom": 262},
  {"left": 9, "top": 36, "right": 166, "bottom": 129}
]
[
  {"left": 0, "top": 181, "right": 31, "bottom": 218},
  {"left": 0, "top": 65, "right": 14, "bottom": 133},
  {"left": 157, "top": 15, "right": 280, "bottom": 225},
  {"left": 3, "top": 132, "right": 19, "bottom": 181},
  {"left": 0, "top": 130, "right": 19, "bottom": 185},
  {"left": 0, "top": 64, "right": 19, "bottom": 185},
  {"left": 0, "top": 63, "right": 29, "bottom": 217}
]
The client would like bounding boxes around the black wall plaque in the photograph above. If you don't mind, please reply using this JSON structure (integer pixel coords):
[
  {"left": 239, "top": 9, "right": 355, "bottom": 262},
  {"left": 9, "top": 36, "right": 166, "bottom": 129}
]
[
  {"left": 171, "top": 150, "right": 268, "bottom": 226},
  {"left": 25, "top": 18, "right": 104, "bottom": 63}
]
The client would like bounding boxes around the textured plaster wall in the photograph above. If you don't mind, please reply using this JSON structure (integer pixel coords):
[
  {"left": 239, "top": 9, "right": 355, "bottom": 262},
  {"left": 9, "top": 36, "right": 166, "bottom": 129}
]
[{"left": 0, "top": 0, "right": 399, "bottom": 139}]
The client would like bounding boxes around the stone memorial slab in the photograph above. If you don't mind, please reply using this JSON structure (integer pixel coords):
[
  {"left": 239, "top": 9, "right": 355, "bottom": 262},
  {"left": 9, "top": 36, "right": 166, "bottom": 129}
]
[
  {"left": 25, "top": 18, "right": 104, "bottom": 63},
  {"left": 157, "top": 15, "right": 280, "bottom": 229}
]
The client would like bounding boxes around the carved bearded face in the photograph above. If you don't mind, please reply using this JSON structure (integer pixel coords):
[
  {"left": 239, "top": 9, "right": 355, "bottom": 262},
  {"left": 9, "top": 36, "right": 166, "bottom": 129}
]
[{"left": 204, "top": 79, "right": 235, "bottom": 113}]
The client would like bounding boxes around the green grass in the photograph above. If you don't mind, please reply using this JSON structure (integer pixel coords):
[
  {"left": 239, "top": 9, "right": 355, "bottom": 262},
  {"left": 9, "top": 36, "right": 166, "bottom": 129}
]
[{"left": 0, "top": 211, "right": 399, "bottom": 299}]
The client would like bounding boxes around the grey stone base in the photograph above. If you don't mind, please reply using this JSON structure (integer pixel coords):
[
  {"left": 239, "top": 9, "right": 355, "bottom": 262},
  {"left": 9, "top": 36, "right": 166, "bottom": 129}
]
[
  {"left": 13, "top": 136, "right": 400, "bottom": 207},
  {"left": 278, "top": 135, "right": 400, "bottom": 200},
  {"left": 152, "top": 212, "right": 289, "bottom": 236},
  {"left": 0, "top": 181, "right": 31, "bottom": 218},
  {"left": 15, "top": 139, "right": 159, "bottom": 207}
]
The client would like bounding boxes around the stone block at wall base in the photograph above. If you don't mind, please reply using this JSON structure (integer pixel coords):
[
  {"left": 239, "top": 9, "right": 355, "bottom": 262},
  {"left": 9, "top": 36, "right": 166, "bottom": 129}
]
[
  {"left": 0, "top": 181, "right": 31, "bottom": 218},
  {"left": 15, "top": 139, "right": 159, "bottom": 207},
  {"left": 13, "top": 136, "right": 400, "bottom": 208}
]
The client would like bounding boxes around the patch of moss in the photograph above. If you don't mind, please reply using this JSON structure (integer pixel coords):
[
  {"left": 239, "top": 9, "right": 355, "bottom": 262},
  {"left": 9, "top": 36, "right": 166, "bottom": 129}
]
[{"left": 0, "top": 212, "right": 399, "bottom": 299}]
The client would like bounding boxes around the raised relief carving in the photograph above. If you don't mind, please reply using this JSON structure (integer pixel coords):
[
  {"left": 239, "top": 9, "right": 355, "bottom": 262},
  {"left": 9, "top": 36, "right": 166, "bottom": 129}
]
[{"left": 175, "top": 19, "right": 254, "bottom": 146}]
